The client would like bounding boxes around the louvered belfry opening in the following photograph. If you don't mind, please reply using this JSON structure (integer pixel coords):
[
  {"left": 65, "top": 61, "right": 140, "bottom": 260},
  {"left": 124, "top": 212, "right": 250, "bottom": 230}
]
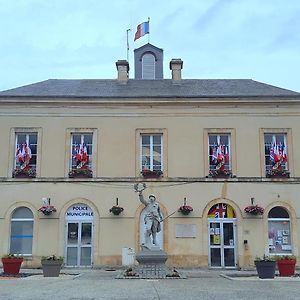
[{"left": 134, "top": 43, "right": 163, "bottom": 79}]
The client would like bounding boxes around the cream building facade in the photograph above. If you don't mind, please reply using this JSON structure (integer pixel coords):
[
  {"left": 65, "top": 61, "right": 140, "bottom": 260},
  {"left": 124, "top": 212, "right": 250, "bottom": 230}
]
[{"left": 0, "top": 44, "right": 300, "bottom": 269}]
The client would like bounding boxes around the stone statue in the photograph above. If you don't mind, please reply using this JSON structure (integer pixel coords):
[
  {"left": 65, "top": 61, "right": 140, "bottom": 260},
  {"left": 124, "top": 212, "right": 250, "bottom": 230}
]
[{"left": 134, "top": 183, "right": 162, "bottom": 249}]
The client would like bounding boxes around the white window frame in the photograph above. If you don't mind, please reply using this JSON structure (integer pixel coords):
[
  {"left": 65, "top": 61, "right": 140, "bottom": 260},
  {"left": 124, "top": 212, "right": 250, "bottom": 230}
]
[
  {"left": 140, "top": 134, "right": 163, "bottom": 172},
  {"left": 70, "top": 133, "right": 93, "bottom": 171},
  {"left": 208, "top": 133, "right": 231, "bottom": 171},
  {"left": 14, "top": 132, "right": 38, "bottom": 169},
  {"left": 264, "top": 133, "right": 288, "bottom": 173},
  {"left": 10, "top": 208, "right": 34, "bottom": 256}
]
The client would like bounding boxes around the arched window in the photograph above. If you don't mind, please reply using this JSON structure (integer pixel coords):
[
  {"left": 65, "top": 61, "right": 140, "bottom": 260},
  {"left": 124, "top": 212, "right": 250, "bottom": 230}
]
[
  {"left": 10, "top": 207, "right": 34, "bottom": 255},
  {"left": 268, "top": 206, "right": 291, "bottom": 254},
  {"left": 142, "top": 53, "right": 155, "bottom": 79}
]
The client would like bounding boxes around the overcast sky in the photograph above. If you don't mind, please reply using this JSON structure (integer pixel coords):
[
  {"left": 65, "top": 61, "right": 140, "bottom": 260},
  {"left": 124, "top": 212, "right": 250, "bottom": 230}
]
[{"left": 0, "top": 0, "right": 299, "bottom": 92}]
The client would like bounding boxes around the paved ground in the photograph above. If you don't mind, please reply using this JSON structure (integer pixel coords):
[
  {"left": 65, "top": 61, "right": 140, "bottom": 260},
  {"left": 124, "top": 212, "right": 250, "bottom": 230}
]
[{"left": 0, "top": 268, "right": 299, "bottom": 300}]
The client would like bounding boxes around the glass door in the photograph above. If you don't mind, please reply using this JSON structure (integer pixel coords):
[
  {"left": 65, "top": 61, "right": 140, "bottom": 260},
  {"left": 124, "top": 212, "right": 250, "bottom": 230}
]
[
  {"left": 66, "top": 222, "right": 92, "bottom": 266},
  {"left": 208, "top": 220, "right": 236, "bottom": 268}
]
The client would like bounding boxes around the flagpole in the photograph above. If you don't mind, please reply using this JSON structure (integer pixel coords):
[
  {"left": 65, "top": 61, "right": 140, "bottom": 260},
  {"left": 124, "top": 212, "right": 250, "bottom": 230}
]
[
  {"left": 148, "top": 17, "right": 150, "bottom": 43},
  {"left": 126, "top": 28, "right": 131, "bottom": 62}
]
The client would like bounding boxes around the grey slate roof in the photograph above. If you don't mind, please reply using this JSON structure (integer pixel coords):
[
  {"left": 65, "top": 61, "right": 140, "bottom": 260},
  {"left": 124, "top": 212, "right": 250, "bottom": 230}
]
[{"left": 0, "top": 79, "right": 299, "bottom": 98}]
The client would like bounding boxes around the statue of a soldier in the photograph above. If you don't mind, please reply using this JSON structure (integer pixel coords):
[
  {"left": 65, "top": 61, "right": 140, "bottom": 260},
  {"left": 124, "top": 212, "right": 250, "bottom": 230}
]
[{"left": 135, "top": 184, "right": 162, "bottom": 249}]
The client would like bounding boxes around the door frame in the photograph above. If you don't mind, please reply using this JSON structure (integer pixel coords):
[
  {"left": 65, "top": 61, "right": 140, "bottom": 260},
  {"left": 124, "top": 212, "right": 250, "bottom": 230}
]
[
  {"left": 208, "top": 219, "right": 237, "bottom": 269},
  {"left": 65, "top": 220, "right": 93, "bottom": 267}
]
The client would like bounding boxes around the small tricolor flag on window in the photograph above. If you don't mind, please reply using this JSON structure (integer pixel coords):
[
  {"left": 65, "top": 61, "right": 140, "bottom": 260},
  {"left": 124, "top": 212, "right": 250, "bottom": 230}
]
[{"left": 134, "top": 20, "right": 149, "bottom": 41}]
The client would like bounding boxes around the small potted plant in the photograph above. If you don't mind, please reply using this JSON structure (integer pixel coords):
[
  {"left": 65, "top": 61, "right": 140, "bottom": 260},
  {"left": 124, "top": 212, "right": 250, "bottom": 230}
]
[
  {"left": 276, "top": 255, "right": 297, "bottom": 277},
  {"left": 41, "top": 255, "right": 64, "bottom": 277},
  {"left": 109, "top": 198, "right": 124, "bottom": 215},
  {"left": 254, "top": 255, "right": 276, "bottom": 279},
  {"left": 1, "top": 254, "right": 24, "bottom": 275},
  {"left": 178, "top": 198, "right": 193, "bottom": 215}
]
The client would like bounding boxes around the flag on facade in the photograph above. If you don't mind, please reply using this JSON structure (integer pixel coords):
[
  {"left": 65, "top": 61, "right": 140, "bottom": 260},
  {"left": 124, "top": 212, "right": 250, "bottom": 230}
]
[
  {"left": 134, "top": 20, "right": 149, "bottom": 41},
  {"left": 282, "top": 141, "right": 288, "bottom": 162},
  {"left": 211, "top": 145, "right": 217, "bottom": 164}
]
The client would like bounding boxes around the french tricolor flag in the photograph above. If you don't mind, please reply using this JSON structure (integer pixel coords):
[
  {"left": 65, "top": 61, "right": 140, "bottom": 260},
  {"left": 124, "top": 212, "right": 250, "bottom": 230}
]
[{"left": 134, "top": 20, "right": 149, "bottom": 41}]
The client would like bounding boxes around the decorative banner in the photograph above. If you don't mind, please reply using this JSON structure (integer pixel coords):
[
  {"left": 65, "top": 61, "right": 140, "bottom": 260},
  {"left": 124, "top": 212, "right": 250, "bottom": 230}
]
[{"left": 208, "top": 203, "right": 236, "bottom": 219}]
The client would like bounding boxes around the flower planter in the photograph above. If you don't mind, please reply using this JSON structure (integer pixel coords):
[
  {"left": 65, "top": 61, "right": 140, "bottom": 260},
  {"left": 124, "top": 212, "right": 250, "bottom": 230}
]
[
  {"left": 41, "top": 260, "right": 63, "bottom": 277},
  {"left": 109, "top": 206, "right": 124, "bottom": 215},
  {"left": 12, "top": 168, "right": 36, "bottom": 178},
  {"left": 178, "top": 203, "right": 193, "bottom": 215},
  {"left": 38, "top": 205, "right": 57, "bottom": 216},
  {"left": 255, "top": 260, "right": 276, "bottom": 279},
  {"left": 209, "top": 169, "right": 232, "bottom": 178},
  {"left": 180, "top": 210, "right": 191, "bottom": 215},
  {"left": 141, "top": 170, "right": 163, "bottom": 179},
  {"left": 1, "top": 258, "right": 23, "bottom": 275},
  {"left": 68, "top": 169, "right": 93, "bottom": 178},
  {"left": 277, "top": 259, "right": 296, "bottom": 277}
]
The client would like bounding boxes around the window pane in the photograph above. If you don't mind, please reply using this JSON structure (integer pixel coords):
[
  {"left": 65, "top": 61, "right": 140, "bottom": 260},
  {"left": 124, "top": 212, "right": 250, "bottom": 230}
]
[
  {"left": 208, "top": 134, "right": 231, "bottom": 171},
  {"left": 268, "top": 220, "right": 291, "bottom": 254},
  {"left": 268, "top": 207, "right": 289, "bottom": 218},
  {"left": 72, "top": 134, "right": 81, "bottom": 144},
  {"left": 142, "top": 135, "right": 150, "bottom": 144},
  {"left": 153, "top": 146, "right": 161, "bottom": 155},
  {"left": 11, "top": 221, "right": 33, "bottom": 236},
  {"left": 140, "top": 134, "right": 163, "bottom": 172},
  {"left": 10, "top": 236, "right": 33, "bottom": 254},
  {"left": 71, "top": 133, "right": 93, "bottom": 170},
  {"left": 153, "top": 135, "right": 161, "bottom": 144},
  {"left": 142, "top": 146, "right": 150, "bottom": 156},
  {"left": 29, "top": 134, "right": 37, "bottom": 144},
  {"left": 80, "top": 248, "right": 91, "bottom": 266},
  {"left": 67, "top": 247, "right": 77, "bottom": 266},
  {"left": 12, "top": 207, "right": 33, "bottom": 219},
  {"left": 10, "top": 220, "right": 33, "bottom": 255},
  {"left": 83, "top": 134, "right": 92, "bottom": 144}
]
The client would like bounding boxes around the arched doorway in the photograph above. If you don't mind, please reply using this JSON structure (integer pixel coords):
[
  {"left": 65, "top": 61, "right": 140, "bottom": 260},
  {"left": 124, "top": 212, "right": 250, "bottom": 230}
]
[
  {"left": 65, "top": 203, "right": 93, "bottom": 267},
  {"left": 207, "top": 203, "right": 237, "bottom": 268},
  {"left": 268, "top": 206, "right": 292, "bottom": 255}
]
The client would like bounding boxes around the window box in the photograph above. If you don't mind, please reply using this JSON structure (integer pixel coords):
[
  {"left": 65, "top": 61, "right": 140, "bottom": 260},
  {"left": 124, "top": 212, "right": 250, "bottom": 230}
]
[
  {"left": 141, "top": 170, "right": 163, "bottom": 178},
  {"left": 12, "top": 168, "right": 36, "bottom": 178},
  {"left": 266, "top": 169, "right": 290, "bottom": 178},
  {"left": 208, "top": 169, "right": 232, "bottom": 178},
  {"left": 68, "top": 168, "right": 93, "bottom": 178}
]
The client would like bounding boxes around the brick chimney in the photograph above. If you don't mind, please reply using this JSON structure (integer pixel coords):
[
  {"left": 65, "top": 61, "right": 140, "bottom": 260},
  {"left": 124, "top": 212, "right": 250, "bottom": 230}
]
[
  {"left": 169, "top": 59, "right": 183, "bottom": 81},
  {"left": 116, "top": 60, "right": 129, "bottom": 83}
]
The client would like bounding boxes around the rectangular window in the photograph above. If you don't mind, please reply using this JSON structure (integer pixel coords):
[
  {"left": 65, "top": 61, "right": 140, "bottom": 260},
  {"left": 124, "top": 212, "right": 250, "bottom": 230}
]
[
  {"left": 208, "top": 134, "right": 231, "bottom": 176},
  {"left": 140, "top": 134, "right": 163, "bottom": 172},
  {"left": 264, "top": 133, "right": 288, "bottom": 177},
  {"left": 13, "top": 132, "right": 37, "bottom": 178},
  {"left": 70, "top": 133, "right": 93, "bottom": 176}
]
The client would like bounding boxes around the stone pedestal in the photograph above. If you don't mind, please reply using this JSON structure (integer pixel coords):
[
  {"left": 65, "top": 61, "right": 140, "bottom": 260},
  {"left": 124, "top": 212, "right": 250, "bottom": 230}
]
[{"left": 117, "top": 246, "right": 186, "bottom": 279}]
